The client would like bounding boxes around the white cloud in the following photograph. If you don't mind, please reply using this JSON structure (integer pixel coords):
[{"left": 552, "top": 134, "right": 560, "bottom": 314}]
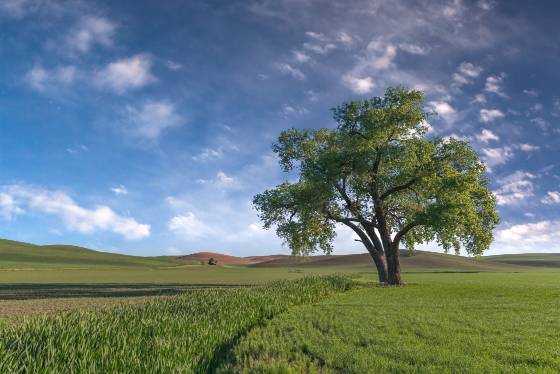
[
  {"left": 428, "top": 100, "right": 456, "bottom": 123},
  {"left": 168, "top": 212, "right": 214, "bottom": 239},
  {"left": 484, "top": 74, "right": 507, "bottom": 97},
  {"left": 25, "top": 65, "right": 78, "bottom": 91},
  {"left": 342, "top": 75, "right": 375, "bottom": 94},
  {"left": 473, "top": 93, "right": 487, "bottom": 104},
  {"left": 542, "top": 191, "right": 560, "bottom": 205},
  {"left": 305, "top": 31, "right": 328, "bottom": 42},
  {"left": 0, "top": 0, "right": 33, "bottom": 18},
  {"left": 476, "top": 129, "right": 499, "bottom": 143},
  {"left": 111, "top": 185, "right": 128, "bottom": 195},
  {"left": 305, "top": 90, "right": 319, "bottom": 102},
  {"left": 67, "top": 16, "right": 115, "bottom": 53},
  {"left": 25, "top": 66, "right": 48, "bottom": 91},
  {"left": 477, "top": 0, "right": 496, "bottom": 11},
  {"left": 442, "top": 0, "right": 464, "bottom": 19},
  {"left": 303, "top": 31, "right": 336, "bottom": 54},
  {"left": 166, "top": 60, "right": 182, "bottom": 70},
  {"left": 523, "top": 89, "right": 538, "bottom": 97},
  {"left": 196, "top": 171, "right": 240, "bottom": 190},
  {"left": 96, "top": 54, "right": 155, "bottom": 93},
  {"left": 552, "top": 97, "right": 560, "bottom": 117},
  {"left": 192, "top": 148, "right": 223, "bottom": 162},
  {"left": 66, "top": 144, "right": 89, "bottom": 154},
  {"left": 366, "top": 39, "right": 397, "bottom": 70},
  {"left": 479, "top": 108, "right": 505, "bottom": 122},
  {"left": 493, "top": 171, "right": 535, "bottom": 205},
  {"left": 458, "top": 62, "right": 483, "bottom": 78},
  {"left": 281, "top": 103, "right": 308, "bottom": 116},
  {"left": 494, "top": 220, "right": 560, "bottom": 252},
  {"left": 398, "top": 42, "right": 429, "bottom": 55},
  {"left": 336, "top": 31, "right": 354, "bottom": 46},
  {"left": 124, "top": 100, "right": 183, "bottom": 140},
  {"left": 215, "top": 171, "right": 239, "bottom": 189},
  {"left": 453, "top": 62, "right": 483, "bottom": 86},
  {"left": 0, "top": 185, "right": 150, "bottom": 239},
  {"left": 481, "top": 146, "right": 514, "bottom": 169},
  {"left": 292, "top": 50, "right": 310, "bottom": 63},
  {"left": 0, "top": 192, "right": 24, "bottom": 219},
  {"left": 303, "top": 42, "right": 336, "bottom": 54},
  {"left": 530, "top": 117, "right": 547, "bottom": 129},
  {"left": 275, "top": 63, "right": 305, "bottom": 80},
  {"left": 518, "top": 143, "right": 540, "bottom": 152}
]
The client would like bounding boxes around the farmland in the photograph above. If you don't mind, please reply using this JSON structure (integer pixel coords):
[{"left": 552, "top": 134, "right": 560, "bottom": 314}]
[
  {"left": 222, "top": 272, "right": 560, "bottom": 373},
  {"left": 1, "top": 239, "right": 560, "bottom": 372}
]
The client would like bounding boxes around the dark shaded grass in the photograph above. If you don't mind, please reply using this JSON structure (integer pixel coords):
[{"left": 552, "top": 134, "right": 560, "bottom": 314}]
[{"left": 0, "top": 283, "right": 249, "bottom": 300}]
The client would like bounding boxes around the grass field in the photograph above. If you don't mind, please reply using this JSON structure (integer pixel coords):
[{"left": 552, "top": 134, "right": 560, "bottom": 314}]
[
  {"left": 2, "top": 239, "right": 560, "bottom": 372},
  {"left": 221, "top": 272, "right": 560, "bottom": 373},
  {"left": 0, "top": 275, "right": 356, "bottom": 373}
]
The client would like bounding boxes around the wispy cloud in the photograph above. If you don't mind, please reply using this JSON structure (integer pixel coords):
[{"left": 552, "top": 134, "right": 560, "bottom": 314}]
[
  {"left": 67, "top": 16, "right": 116, "bottom": 53},
  {"left": 484, "top": 73, "right": 507, "bottom": 97},
  {"left": 479, "top": 108, "right": 505, "bottom": 122},
  {"left": 25, "top": 65, "right": 78, "bottom": 91},
  {"left": 123, "top": 100, "right": 184, "bottom": 140},
  {"left": 493, "top": 171, "right": 535, "bottom": 205},
  {"left": 111, "top": 185, "right": 128, "bottom": 195},
  {"left": 275, "top": 63, "right": 305, "bottom": 80},
  {"left": 481, "top": 146, "right": 514, "bottom": 169},
  {"left": 96, "top": 54, "right": 155, "bottom": 93},
  {"left": 342, "top": 75, "right": 375, "bottom": 94},
  {"left": 476, "top": 129, "right": 499, "bottom": 143},
  {"left": 0, "top": 185, "right": 150, "bottom": 239}
]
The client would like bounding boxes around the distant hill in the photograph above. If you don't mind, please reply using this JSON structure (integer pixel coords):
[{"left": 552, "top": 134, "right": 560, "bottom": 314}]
[
  {"left": 0, "top": 239, "right": 184, "bottom": 269},
  {"left": 250, "top": 250, "right": 524, "bottom": 272},
  {"left": 177, "top": 252, "right": 253, "bottom": 265},
  {"left": 481, "top": 253, "right": 560, "bottom": 268},
  {"left": 2, "top": 238, "right": 560, "bottom": 272},
  {"left": 177, "top": 252, "right": 289, "bottom": 265}
]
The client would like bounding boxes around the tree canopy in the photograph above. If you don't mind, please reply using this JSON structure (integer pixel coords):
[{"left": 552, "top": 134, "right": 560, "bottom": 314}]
[{"left": 253, "top": 86, "right": 499, "bottom": 284}]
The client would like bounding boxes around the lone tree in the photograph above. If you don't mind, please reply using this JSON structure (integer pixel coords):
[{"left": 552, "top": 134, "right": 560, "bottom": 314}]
[{"left": 253, "top": 86, "right": 499, "bottom": 285}]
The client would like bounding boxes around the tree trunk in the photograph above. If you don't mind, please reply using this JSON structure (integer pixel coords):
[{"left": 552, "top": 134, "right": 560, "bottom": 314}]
[
  {"left": 372, "top": 251, "right": 388, "bottom": 285},
  {"left": 386, "top": 244, "right": 402, "bottom": 285}
]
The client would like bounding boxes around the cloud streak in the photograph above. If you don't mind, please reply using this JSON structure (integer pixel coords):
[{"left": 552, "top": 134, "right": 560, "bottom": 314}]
[{"left": 0, "top": 185, "right": 150, "bottom": 239}]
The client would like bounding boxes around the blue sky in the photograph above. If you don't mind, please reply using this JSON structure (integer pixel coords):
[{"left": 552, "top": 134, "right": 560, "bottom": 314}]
[{"left": 1, "top": 0, "right": 559, "bottom": 256}]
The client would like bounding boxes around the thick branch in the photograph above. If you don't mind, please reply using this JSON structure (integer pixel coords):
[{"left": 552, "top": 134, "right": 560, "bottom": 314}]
[
  {"left": 324, "top": 209, "right": 379, "bottom": 255},
  {"left": 380, "top": 177, "right": 419, "bottom": 200},
  {"left": 393, "top": 221, "right": 419, "bottom": 246}
]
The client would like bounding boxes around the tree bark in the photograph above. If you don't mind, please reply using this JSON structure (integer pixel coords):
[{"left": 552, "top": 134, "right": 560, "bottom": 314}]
[
  {"left": 386, "top": 243, "right": 402, "bottom": 285},
  {"left": 372, "top": 251, "right": 388, "bottom": 285}
]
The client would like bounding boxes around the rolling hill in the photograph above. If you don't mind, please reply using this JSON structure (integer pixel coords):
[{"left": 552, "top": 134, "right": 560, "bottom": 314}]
[
  {"left": 1, "top": 238, "right": 560, "bottom": 272},
  {"left": 250, "top": 251, "right": 528, "bottom": 272},
  {"left": 0, "top": 239, "right": 186, "bottom": 269}
]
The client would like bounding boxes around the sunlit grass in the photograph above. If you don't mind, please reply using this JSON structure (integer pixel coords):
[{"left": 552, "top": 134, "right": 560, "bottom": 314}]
[{"left": 221, "top": 272, "right": 560, "bottom": 373}]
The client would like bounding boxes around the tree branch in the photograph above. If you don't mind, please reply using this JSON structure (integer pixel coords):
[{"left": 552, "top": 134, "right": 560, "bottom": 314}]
[
  {"left": 393, "top": 221, "right": 419, "bottom": 245},
  {"left": 380, "top": 177, "right": 419, "bottom": 200}
]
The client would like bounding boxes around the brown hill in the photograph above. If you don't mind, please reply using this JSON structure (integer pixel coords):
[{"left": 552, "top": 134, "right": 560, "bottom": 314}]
[
  {"left": 177, "top": 252, "right": 252, "bottom": 265},
  {"left": 251, "top": 250, "right": 524, "bottom": 272},
  {"left": 176, "top": 252, "right": 291, "bottom": 265}
]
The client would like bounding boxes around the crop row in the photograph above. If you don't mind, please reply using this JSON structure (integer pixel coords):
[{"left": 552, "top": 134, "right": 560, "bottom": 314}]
[{"left": 0, "top": 275, "right": 356, "bottom": 373}]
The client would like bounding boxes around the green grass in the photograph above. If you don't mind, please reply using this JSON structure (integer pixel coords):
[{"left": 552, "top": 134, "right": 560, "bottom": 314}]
[
  {"left": 0, "top": 239, "right": 188, "bottom": 269},
  {"left": 0, "top": 265, "right": 368, "bottom": 285},
  {"left": 0, "top": 275, "right": 356, "bottom": 373},
  {"left": 221, "top": 272, "right": 560, "bottom": 373}
]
